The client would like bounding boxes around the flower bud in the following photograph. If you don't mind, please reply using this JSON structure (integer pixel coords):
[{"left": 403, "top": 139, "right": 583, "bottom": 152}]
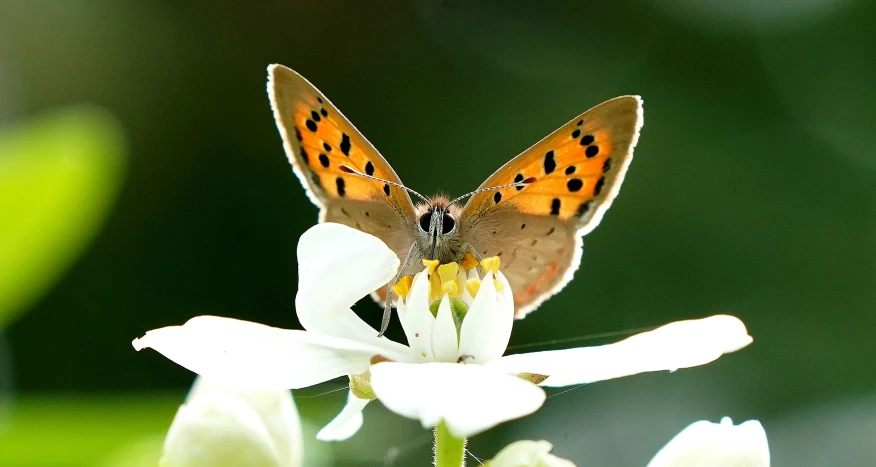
[{"left": 160, "top": 377, "right": 302, "bottom": 467}]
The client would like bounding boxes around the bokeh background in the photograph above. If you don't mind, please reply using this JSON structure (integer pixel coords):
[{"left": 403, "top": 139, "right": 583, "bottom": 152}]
[{"left": 1, "top": 0, "right": 875, "bottom": 465}]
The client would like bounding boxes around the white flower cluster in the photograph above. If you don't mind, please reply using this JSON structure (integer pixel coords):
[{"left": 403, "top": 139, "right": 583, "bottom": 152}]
[{"left": 137, "top": 223, "right": 767, "bottom": 466}]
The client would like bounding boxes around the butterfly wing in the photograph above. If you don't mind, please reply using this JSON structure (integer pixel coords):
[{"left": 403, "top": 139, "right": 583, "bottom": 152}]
[
  {"left": 458, "top": 96, "right": 643, "bottom": 317},
  {"left": 268, "top": 65, "right": 417, "bottom": 265}
]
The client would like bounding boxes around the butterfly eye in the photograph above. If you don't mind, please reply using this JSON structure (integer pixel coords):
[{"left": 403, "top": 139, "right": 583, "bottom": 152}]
[
  {"left": 441, "top": 213, "right": 455, "bottom": 234},
  {"left": 418, "top": 211, "right": 433, "bottom": 233}
]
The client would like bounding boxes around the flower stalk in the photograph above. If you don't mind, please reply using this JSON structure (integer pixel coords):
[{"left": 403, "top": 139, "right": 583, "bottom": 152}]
[{"left": 434, "top": 421, "right": 466, "bottom": 467}]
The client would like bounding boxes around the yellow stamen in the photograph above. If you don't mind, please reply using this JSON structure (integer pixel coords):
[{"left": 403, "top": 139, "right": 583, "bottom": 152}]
[
  {"left": 422, "top": 259, "right": 439, "bottom": 275},
  {"left": 466, "top": 278, "right": 481, "bottom": 297},
  {"left": 437, "top": 263, "right": 460, "bottom": 297},
  {"left": 392, "top": 275, "right": 413, "bottom": 298},
  {"left": 460, "top": 253, "right": 479, "bottom": 270},
  {"left": 493, "top": 278, "right": 505, "bottom": 291},
  {"left": 481, "top": 256, "right": 500, "bottom": 274},
  {"left": 429, "top": 270, "right": 442, "bottom": 301}
]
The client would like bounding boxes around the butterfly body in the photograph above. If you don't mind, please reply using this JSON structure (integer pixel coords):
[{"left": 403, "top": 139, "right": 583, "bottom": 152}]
[{"left": 268, "top": 64, "right": 643, "bottom": 321}]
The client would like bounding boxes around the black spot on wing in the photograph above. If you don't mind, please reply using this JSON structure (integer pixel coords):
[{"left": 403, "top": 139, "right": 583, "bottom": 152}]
[
  {"left": 383, "top": 183, "right": 391, "bottom": 196},
  {"left": 295, "top": 127, "right": 303, "bottom": 142},
  {"left": 550, "top": 198, "right": 561, "bottom": 215},
  {"left": 336, "top": 177, "right": 346, "bottom": 197},
  {"left": 365, "top": 161, "right": 375, "bottom": 176},
  {"left": 544, "top": 151, "right": 556, "bottom": 174},
  {"left": 602, "top": 158, "right": 612, "bottom": 172},
  {"left": 320, "top": 108, "right": 328, "bottom": 117},
  {"left": 572, "top": 129, "right": 581, "bottom": 138},
  {"left": 323, "top": 142, "right": 332, "bottom": 152},
  {"left": 594, "top": 176, "right": 605, "bottom": 196},
  {"left": 317, "top": 97, "right": 324, "bottom": 104},
  {"left": 580, "top": 134, "right": 595, "bottom": 146},
  {"left": 567, "top": 179, "right": 583, "bottom": 192},
  {"left": 340, "top": 133, "right": 352, "bottom": 156},
  {"left": 319, "top": 154, "right": 330, "bottom": 168},
  {"left": 565, "top": 165, "right": 576, "bottom": 175},
  {"left": 494, "top": 191, "right": 502, "bottom": 204},
  {"left": 310, "top": 110, "right": 321, "bottom": 122},
  {"left": 306, "top": 119, "right": 318, "bottom": 132},
  {"left": 577, "top": 119, "right": 584, "bottom": 126},
  {"left": 514, "top": 173, "right": 525, "bottom": 191},
  {"left": 586, "top": 145, "right": 599, "bottom": 158},
  {"left": 576, "top": 201, "right": 592, "bottom": 217}
]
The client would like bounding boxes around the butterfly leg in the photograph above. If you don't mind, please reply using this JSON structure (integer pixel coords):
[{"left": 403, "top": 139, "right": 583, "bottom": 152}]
[{"left": 378, "top": 242, "right": 417, "bottom": 337}]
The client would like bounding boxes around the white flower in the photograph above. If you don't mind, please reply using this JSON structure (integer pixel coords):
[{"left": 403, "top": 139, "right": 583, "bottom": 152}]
[
  {"left": 133, "top": 223, "right": 753, "bottom": 440},
  {"left": 486, "top": 440, "right": 575, "bottom": 467},
  {"left": 487, "top": 417, "right": 769, "bottom": 467},
  {"left": 647, "top": 417, "right": 770, "bottom": 467},
  {"left": 160, "top": 376, "right": 302, "bottom": 467}
]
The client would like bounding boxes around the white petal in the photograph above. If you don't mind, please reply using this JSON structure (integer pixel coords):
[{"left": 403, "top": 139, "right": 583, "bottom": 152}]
[
  {"left": 295, "top": 223, "right": 411, "bottom": 356},
  {"left": 186, "top": 377, "right": 303, "bottom": 467},
  {"left": 133, "top": 316, "right": 409, "bottom": 390},
  {"left": 489, "top": 315, "right": 752, "bottom": 387},
  {"left": 457, "top": 271, "right": 514, "bottom": 364},
  {"left": 401, "top": 270, "right": 435, "bottom": 361},
  {"left": 161, "top": 389, "right": 282, "bottom": 467},
  {"left": 370, "top": 362, "right": 546, "bottom": 438},
  {"left": 316, "top": 391, "right": 371, "bottom": 442},
  {"left": 646, "top": 418, "right": 770, "bottom": 467},
  {"left": 432, "top": 295, "right": 459, "bottom": 363},
  {"left": 488, "top": 440, "right": 576, "bottom": 467}
]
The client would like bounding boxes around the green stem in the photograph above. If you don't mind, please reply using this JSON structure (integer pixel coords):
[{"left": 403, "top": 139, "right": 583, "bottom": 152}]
[{"left": 434, "top": 421, "right": 467, "bottom": 467}]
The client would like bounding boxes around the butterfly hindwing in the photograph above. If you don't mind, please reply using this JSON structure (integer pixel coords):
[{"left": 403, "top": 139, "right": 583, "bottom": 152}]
[
  {"left": 458, "top": 209, "right": 578, "bottom": 317},
  {"left": 459, "top": 96, "right": 643, "bottom": 316}
]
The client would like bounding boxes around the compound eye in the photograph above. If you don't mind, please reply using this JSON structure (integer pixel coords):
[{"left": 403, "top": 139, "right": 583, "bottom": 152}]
[
  {"left": 419, "top": 211, "right": 433, "bottom": 232},
  {"left": 441, "top": 213, "right": 455, "bottom": 234}
]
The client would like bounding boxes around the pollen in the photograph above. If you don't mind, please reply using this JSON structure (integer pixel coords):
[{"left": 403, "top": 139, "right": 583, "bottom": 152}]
[
  {"left": 392, "top": 275, "right": 413, "bottom": 298},
  {"left": 460, "top": 253, "right": 479, "bottom": 270},
  {"left": 466, "top": 278, "right": 481, "bottom": 297},
  {"left": 437, "top": 262, "right": 460, "bottom": 297},
  {"left": 481, "top": 256, "right": 501, "bottom": 274},
  {"left": 422, "top": 259, "right": 439, "bottom": 275}
]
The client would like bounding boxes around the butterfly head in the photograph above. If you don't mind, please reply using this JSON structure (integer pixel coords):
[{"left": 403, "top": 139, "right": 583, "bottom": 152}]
[{"left": 415, "top": 197, "right": 463, "bottom": 261}]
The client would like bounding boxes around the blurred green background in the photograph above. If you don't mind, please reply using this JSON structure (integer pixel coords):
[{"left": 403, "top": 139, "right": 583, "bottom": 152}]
[{"left": 1, "top": 0, "right": 875, "bottom": 465}]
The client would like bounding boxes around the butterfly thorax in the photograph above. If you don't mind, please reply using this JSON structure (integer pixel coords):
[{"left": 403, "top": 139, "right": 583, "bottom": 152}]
[{"left": 414, "top": 197, "right": 465, "bottom": 264}]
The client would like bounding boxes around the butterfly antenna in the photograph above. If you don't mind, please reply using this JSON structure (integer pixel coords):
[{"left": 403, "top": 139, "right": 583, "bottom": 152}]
[
  {"left": 339, "top": 165, "right": 431, "bottom": 206},
  {"left": 448, "top": 177, "right": 537, "bottom": 205}
]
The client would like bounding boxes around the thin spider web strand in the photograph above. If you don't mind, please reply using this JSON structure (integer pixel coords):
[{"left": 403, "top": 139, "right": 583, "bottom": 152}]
[{"left": 505, "top": 325, "right": 657, "bottom": 351}]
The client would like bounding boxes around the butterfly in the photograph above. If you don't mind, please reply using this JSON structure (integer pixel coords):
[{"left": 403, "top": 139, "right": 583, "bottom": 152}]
[{"left": 267, "top": 64, "right": 643, "bottom": 334}]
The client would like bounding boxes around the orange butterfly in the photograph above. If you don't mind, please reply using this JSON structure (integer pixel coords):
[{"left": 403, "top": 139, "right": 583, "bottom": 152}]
[{"left": 268, "top": 64, "right": 643, "bottom": 334}]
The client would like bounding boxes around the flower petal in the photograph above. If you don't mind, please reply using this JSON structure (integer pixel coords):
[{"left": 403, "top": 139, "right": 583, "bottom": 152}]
[
  {"left": 316, "top": 391, "right": 371, "bottom": 442},
  {"left": 133, "top": 315, "right": 409, "bottom": 390},
  {"left": 295, "top": 223, "right": 411, "bottom": 356},
  {"left": 402, "top": 269, "right": 435, "bottom": 361},
  {"left": 457, "top": 271, "right": 509, "bottom": 363},
  {"left": 646, "top": 417, "right": 770, "bottom": 467},
  {"left": 487, "top": 440, "right": 576, "bottom": 467},
  {"left": 370, "top": 362, "right": 546, "bottom": 438},
  {"left": 489, "top": 315, "right": 752, "bottom": 387},
  {"left": 432, "top": 295, "right": 459, "bottom": 363}
]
